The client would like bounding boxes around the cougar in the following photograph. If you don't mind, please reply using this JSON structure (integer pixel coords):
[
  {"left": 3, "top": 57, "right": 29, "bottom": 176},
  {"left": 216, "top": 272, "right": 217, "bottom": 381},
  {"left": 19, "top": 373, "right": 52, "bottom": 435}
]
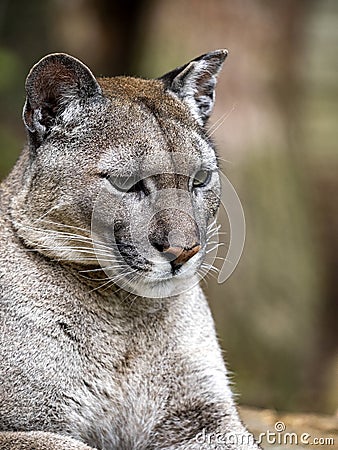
[{"left": 0, "top": 50, "right": 260, "bottom": 449}]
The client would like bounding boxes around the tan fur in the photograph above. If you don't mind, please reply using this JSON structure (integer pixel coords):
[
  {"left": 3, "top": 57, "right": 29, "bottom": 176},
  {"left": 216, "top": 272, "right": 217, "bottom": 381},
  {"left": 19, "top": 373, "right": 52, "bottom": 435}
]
[{"left": 0, "top": 51, "right": 260, "bottom": 449}]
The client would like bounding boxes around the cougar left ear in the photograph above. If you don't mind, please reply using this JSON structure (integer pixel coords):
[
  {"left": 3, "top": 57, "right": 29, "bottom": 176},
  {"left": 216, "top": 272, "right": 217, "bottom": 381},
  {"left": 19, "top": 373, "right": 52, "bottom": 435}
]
[
  {"left": 159, "top": 49, "right": 228, "bottom": 126},
  {"left": 23, "top": 53, "right": 102, "bottom": 147}
]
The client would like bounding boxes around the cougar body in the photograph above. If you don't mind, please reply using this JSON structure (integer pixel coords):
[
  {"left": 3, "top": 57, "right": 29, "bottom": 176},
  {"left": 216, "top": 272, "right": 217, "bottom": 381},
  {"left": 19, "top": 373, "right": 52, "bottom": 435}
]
[{"left": 0, "top": 51, "right": 260, "bottom": 449}]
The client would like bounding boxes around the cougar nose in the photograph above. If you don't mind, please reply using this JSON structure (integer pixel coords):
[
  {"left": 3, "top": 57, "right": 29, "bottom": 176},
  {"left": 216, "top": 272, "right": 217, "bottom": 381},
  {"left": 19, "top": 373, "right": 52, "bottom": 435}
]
[
  {"left": 148, "top": 210, "right": 201, "bottom": 272},
  {"left": 164, "top": 244, "right": 201, "bottom": 272}
]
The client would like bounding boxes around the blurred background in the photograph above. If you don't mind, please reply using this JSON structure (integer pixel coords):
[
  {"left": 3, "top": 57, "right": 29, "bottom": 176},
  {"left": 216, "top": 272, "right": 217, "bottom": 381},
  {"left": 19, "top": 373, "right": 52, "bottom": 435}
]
[{"left": 0, "top": 0, "right": 337, "bottom": 415}]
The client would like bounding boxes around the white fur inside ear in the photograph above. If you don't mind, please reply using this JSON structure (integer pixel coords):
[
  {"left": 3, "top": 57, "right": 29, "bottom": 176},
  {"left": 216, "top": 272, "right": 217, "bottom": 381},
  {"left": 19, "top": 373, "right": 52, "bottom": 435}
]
[
  {"left": 60, "top": 100, "right": 81, "bottom": 124},
  {"left": 33, "top": 109, "right": 47, "bottom": 135},
  {"left": 170, "top": 59, "right": 221, "bottom": 125},
  {"left": 182, "top": 96, "right": 205, "bottom": 126},
  {"left": 173, "top": 61, "right": 206, "bottom": 125},
  {"left": 23, "top": 53, "right": 102, "bottom": 142}
]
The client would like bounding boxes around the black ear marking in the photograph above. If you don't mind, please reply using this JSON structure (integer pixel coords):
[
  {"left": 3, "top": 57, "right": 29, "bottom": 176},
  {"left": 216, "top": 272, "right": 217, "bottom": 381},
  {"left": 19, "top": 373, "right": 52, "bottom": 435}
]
[
  {"left": 23, "top": 53, "right": 102, "bottom": 146},
  {"left": 159, "top": 49, "right": 228, "bottom": 126}
]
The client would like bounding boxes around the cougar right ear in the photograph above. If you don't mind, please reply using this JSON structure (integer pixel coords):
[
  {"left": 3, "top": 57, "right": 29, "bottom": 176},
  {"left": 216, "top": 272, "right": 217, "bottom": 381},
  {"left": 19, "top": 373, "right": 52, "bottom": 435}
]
[
  {"left": 23, "top": 53, "right": 102, "bottom": 146},
  {"left": 159, "top": 49, "right": 228, "bottom": 126}
]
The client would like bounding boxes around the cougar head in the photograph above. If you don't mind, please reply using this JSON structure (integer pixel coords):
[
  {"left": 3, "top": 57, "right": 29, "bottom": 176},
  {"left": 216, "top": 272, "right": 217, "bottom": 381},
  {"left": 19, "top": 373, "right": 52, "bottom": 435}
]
[{"left": 11, "top": 50, "right": 228, "bottom": 298}]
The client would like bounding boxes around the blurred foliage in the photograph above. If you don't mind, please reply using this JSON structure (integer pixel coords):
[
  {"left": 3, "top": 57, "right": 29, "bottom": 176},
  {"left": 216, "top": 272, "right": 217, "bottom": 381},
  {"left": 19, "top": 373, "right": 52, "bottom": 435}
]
[
  {"left": 0, "top": 47, "right": 24, "bottom": 178},
  {"left": 209, "top": 150, "right": 321, "bottom": 411},
  {"left": 0, "top": 0, "right": 337, "bottom": 414}
]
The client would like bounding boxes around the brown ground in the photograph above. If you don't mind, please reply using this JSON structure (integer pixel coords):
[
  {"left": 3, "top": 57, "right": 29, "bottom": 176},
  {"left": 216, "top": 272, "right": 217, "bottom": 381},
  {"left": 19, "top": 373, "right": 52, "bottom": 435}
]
[{"left": 239, "top": 406, "right": 338, "bottom": 449}]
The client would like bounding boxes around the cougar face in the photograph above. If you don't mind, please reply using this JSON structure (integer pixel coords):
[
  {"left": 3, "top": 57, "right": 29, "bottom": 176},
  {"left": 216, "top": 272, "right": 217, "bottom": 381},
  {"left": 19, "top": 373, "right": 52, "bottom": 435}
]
[{"left": 11, "top": 51, "right": 227, "bottom": 297}]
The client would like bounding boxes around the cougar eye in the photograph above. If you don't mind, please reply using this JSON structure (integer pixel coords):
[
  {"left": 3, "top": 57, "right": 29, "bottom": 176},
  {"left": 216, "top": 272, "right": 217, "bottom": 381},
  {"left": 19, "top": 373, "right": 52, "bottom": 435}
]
[
  {"left": 108, "top": 175, "right": 138, "bottom": 193},
  {"left": 193, "top": 169, "right": 211, "bottom": 188}
]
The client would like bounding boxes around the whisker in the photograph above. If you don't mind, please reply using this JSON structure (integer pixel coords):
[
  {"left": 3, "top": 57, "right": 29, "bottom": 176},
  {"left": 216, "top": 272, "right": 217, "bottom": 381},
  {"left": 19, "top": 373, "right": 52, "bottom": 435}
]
[
  {"left": 24, "top": 230, "right": 114, "bottom": 253},
  {"left": 207, "top": 111, "right": 228, "bottom": 134},
  {"left": 34, "top": 219, "right": 90, "bottom": 234},
  {"left": 206, "top": 243, "right": 225, "bottom": 254},
  {"left": 201, "top": 263, "right": 220, "bottom": 273},
  {"left": 25, "top": 219, "right": 118, "bottom": 251},
  {"left": 207, "top": 103, "right": 237, "bottom": 137},
  {"left": 217, "top": 156, "right": 233, "bottom": 165},
  {"left": 79, "top": 265, "right": 121, "bottom": 273},
  {"left": 90, "top": 267, "right": 139, "bottom": 293},
  {"left": 79, "top": 273, "right": 111, "bottom": 282},
  {"left": 212, "top": 256, "right": 226, "bottom": 261}
]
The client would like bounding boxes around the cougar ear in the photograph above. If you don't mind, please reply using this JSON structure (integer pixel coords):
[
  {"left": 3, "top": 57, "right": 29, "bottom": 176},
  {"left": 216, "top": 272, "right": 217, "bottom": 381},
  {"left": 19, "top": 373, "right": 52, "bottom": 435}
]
[
  {"left": 159, "top": 49, "right": 228, "bottom": 126},
  {"left": 23, "top": 53, "right": 102, "bottom": 145}
]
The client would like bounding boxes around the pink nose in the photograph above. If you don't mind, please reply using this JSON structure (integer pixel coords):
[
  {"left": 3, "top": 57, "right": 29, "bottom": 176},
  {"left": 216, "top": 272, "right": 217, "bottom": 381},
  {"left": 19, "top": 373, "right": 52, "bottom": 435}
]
[{"left": 164, "top": 243, "right": 201, "bottom": 270}]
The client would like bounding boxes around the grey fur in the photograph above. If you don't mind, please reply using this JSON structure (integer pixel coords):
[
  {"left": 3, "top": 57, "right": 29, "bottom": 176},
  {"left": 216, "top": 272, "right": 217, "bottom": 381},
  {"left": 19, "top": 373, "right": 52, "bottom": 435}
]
[{"left": 0, "top": 51, "right": 260, "bottom": 449}]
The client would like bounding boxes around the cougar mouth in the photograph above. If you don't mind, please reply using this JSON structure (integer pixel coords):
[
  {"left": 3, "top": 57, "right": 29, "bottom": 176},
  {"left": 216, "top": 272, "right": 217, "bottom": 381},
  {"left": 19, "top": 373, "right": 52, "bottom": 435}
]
[
  {"left": 93, "top": 237, "right": 204, "bottom": 298},
  {"left": 119, "top": 270, "right": 201, "bottom": 299},
  {"left": 115, "top": 241, "right": 152, "bottom": 271}
]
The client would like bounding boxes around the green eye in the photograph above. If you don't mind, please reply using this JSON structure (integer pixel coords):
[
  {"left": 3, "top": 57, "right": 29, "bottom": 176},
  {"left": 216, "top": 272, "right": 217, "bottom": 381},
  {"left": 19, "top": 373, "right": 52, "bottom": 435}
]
[
  {"left": 193, "top": 170, "right": 211, "bottom": 188},
  {"left": 108, "top": 175, "right": 138, "bottom": 192}
]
